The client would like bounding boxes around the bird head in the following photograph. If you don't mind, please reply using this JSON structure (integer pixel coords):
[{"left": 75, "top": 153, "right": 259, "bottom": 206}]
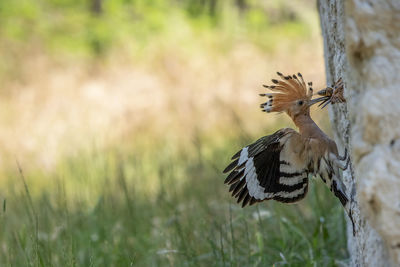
[{"left": 260, "top": 72, "right": 322, "bottom": 120}]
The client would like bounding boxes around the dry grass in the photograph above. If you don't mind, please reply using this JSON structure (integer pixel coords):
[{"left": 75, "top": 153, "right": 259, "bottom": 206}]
[{"left": 0, "top": 35, "right": 327, "bottom": 169}]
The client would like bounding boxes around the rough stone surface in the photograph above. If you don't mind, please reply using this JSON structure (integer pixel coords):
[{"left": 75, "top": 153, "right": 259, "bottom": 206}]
[{"left": 318, "top": 0, "right": 400, "bottom": 266}]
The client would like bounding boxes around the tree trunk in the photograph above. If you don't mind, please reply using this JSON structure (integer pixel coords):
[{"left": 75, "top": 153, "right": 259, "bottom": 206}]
[{"left": 318, "top": 0, "right": 400, "bottom": 266}]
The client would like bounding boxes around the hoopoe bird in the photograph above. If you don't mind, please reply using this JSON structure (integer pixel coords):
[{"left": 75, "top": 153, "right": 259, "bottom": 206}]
[{"left": 223, "top": 72, "right": 354, "bottom": 227}]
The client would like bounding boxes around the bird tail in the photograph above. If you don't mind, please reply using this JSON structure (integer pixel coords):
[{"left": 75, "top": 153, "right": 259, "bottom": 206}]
[{"left": 332, "top": 178, "right": 356, "bottom": 235}]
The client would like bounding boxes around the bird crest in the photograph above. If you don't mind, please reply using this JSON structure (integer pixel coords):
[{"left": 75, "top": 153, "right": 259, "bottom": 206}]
[{"left": 260, "top": 72, "right": 313, "bottom": 114}]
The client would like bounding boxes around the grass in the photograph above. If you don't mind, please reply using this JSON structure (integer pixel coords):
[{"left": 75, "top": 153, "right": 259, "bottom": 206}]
[{"left": 0, "top": 130, "right": 348, "bottom": 266}]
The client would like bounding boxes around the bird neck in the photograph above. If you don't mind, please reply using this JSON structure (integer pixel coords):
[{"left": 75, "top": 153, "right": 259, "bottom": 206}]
[{"left": 292, "top": 113, "right": 324, "bottom": 138}]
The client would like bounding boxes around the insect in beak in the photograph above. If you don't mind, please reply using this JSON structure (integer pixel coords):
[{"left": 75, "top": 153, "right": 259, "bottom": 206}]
[{"left": 314, "top": 78, "right": 346, "bottom": 109}]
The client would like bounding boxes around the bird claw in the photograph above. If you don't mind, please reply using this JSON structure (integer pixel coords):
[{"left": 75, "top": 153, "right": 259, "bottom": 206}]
[
  {"left": 343, "top": 156, "right": 350, "bottom": 170},
  {"left": 338, "top": 148, "right": 348, "bottom": 161},
  {"left": 331, "top": 152, "right": 350, "bottom": 171}
]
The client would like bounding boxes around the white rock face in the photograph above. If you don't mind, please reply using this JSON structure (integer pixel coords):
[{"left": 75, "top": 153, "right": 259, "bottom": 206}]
[{"left": 318, "top": 0, "right": 400, "bottom": 266}]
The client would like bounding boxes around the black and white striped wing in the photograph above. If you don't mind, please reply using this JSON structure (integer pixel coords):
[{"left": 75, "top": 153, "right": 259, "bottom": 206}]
[{"left": 223, "top": 128, "right": 310, "bottom": 207}]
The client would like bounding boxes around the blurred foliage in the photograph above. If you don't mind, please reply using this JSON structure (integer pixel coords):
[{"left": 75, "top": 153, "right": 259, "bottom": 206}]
[
  {"left": 0, "top": 0, "right": 348, "bottom": 265},
  {"left": 0, "top": 0, "right": 318, "bottom": 85},
  {"left": 0, "top": 0, "right": 312, "bottom": 57}
]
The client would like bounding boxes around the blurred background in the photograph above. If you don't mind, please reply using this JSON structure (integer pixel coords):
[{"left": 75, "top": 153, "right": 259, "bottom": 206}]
[{"left": 0, "top": 0, "right": 348, "bottom": 265}]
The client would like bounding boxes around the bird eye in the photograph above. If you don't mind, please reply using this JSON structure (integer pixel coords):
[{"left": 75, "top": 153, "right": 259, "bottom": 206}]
[{"left": 298, "top": 100, "right": 304, "bottom": 106}]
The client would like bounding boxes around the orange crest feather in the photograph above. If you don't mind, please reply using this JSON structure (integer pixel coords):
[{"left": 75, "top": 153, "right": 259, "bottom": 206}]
[{"left": 260, "top": 72, "right": 313, "bottom": 113}]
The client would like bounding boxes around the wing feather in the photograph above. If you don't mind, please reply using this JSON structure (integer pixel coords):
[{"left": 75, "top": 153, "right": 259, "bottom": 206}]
[
  {"left": 223, "top": 128, "right": 311, "bottom": 207},
  {"left": 223, "top": 158, "right": 239, "bottom": 173},
  {"left": 224, "top": 169, "right": 244, "bottom": 185}
]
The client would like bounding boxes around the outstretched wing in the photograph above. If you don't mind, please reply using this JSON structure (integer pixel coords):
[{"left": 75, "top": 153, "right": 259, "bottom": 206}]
[{"left": 223, "top": 128, "right": 311, "bottom": 207}]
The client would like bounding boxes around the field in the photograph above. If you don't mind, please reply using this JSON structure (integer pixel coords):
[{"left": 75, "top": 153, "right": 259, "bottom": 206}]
[{"left": 0, "top": 1, "right": 349, "bottom": 266}]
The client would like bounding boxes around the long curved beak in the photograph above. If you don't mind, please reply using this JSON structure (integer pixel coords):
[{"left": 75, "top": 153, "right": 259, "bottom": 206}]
[{"left": 308, "top": 96, "right": 330, "bottom": 107}]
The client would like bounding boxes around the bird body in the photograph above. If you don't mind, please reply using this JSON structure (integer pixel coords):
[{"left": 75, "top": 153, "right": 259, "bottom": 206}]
[{"left": 223, "top": 72, "right": 352, "bottom": 224}]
